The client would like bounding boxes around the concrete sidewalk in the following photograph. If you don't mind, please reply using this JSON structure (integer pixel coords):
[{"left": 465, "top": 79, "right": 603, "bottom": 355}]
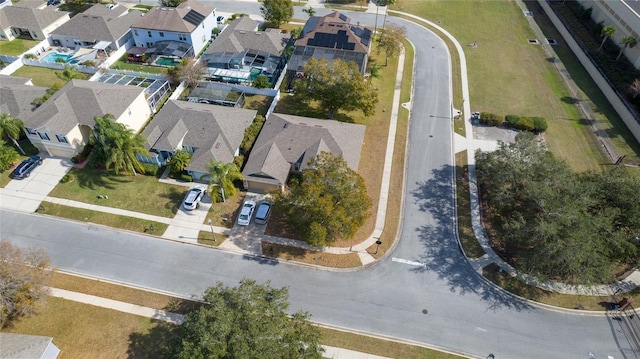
[{"left": 49, "top": 287, "right": 392, "bottom": 359}]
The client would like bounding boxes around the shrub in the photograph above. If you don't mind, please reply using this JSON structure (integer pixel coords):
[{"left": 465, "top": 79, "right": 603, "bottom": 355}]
[
  {"left": 233, "top": 155, "right": 244, "bottom": 169},
  {"left": 0, "top": 144, "right": 20, "bottom": 171},
  {"left": 517, "top": 116, "right": 535, "bottom": 131},
  {"left": 532, "top": 117, "right": 548, "bottom": 133},
  {"left": 480, "top": 112, "right": 502, "bottom": 126},
  {"left": 70, "top": 156, "right": 79, "bottom": 164},
  {"left": 60, "top": 174, "right": 74, "bottom": 183},
  {"left": 23, "top": 53, "right": 37, "bottom": 59},
  {"left": 179, "top": 173, "right": 193, "bottom": 182},
  {"left": 140, "top": 163, "right": 160, "bottom": 176},
  {"left": 505, "top": 115, "right": 520, "bottom": 128}
]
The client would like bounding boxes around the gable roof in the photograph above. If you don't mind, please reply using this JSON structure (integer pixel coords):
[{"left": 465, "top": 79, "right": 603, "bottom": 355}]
[
  {"left": 22, "top": 79, "right": 145, "bottom": 134},
  {"left": 0, "top": 5, "right": 69, "bottom": 30},
  {"left": 226, "top": 15, "right": 258, "bottom": 32},
  {"left": 0, "top": 333, "right": 60, "bottom": 359},
  {"left": 131, "top": 0, "right": 213, "bottom": 33},
  {"left": 51, "top": 4, "right": 142, "bottom": 43},
  {"left": 242, "top": 113, "right": 365, "bottom": 182},
  {"left": 0, "top": 77, "right": 48, "bottom": 119},
  {"left": 142, "top": 100, "right": 256, "bottom": 173},
  {"left": 296, "top": 11, "right": 371, "bottom": 54},
  {"left": 205, "top": 25, "right": 288, "bottom": 56}
]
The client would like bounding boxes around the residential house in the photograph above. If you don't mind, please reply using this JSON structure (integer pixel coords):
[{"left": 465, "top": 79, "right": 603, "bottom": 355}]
[
  {"left": 22, "top": 79, "right": 151, "bottom": 158},
  {"left": 140, "top": 100, "right": 256, "bottom": 181},
  {"left": 286, "top": 11, "right": 371, "bottom": 85},
  {"left": 130, "top": 0, "right": 215, "bottom": 58},
  {"left": 0, "top": 0, "right": 70, "bottom": 41},
  {"left": 242, "top": 113, "right": 365, "bottom": 193},
  {"left": 0, "top": 75, "right": 47, "bottom": 119},
  {"left": 201, "top": 16, "right": 289, "bottom": 86},
  {"left": 0, "top": 333, "right": 60, "bottom": 359},
  {"left": 49, "top": 4, "right": 143, "bottom": 53}
]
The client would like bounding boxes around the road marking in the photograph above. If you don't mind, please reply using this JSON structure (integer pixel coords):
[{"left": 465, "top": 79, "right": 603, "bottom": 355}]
[
  {"left": 392, "top": 257, "right": 426, "bottom": 267},
  {"left": 475, "top": 327, "right": 487, "bottom": 332}
]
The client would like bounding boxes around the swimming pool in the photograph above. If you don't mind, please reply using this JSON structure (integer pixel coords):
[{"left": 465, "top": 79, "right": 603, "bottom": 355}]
[
  {"left": 155, "top": 56, "right": 181, "bottom": 67},
  {"left": 41, "top": 52, "right": 73, "bottom": 63}
]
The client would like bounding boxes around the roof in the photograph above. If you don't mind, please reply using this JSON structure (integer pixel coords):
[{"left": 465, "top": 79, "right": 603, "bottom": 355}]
[
  {"left": 131, "top": 0, "right": 214, "bottom": 33},
  {"left": 205, "top": 25, "right": 288, "bottom": 56},
  {"left": 142, "top": 100, "right": 256, "bottom": 173},
  {"left": 12, "top": 0, "right": 44, "bottom": 9},
  {"left": 0, "top": 76, "right": 48, "bottom": 119},
  {"left": 242, "top": 113, "right": 365, "bottom": 184},
  {"left": 296, "top": 11, "right": 371, "bottom": 54},
  {"left": 51, "top": 4, "right": 143, "bottom": 43},
  {"left": 0, "top": 5, "right": 69, "bottom": 30},
  {"left": 23, "top": 79, "right": 146, "bottom": 134},
  {"left": 226, "top": 15, "right": 258, "bottom": 32},
  {"left": 0, "top": 333, "right": 60, "bottom": 359}
]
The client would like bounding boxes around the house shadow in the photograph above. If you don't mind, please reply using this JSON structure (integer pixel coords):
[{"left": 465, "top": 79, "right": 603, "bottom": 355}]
[{"left": 409, "top": 164, "right": 534, "bottom": 312}]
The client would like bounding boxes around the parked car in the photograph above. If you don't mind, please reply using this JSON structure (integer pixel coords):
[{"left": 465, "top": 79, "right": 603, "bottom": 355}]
[
  {"left": 254, "top": 201, "right": 272, "bottom": 225},
  {"left": 47, "top": 0, "right": 61, "bottom": 5},
  {"left": 182, "top": 186, "right": 206, "bottom": 210},
  {"left": 216, "top": 15, "right": 225, "bottom": 22},
  {"left": 237, "top": 200, "right": 256, "bottom": 226},
  {"left": 11, "top": 156, "right": 43, "bottom": 179}
]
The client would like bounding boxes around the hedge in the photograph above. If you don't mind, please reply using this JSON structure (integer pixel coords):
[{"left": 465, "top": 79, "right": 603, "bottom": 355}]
[
  {"left": 504, "top": 115, "right": 548, "bottom": 133},
  {"left": 140, "top": 162, "right": 160, "bottom": 176},
  {"left": 480, "top": 112, "right": 502, "bottom": 126}
]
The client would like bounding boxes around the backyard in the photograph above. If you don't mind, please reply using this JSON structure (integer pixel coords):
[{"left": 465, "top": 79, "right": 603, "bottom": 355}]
[
  {"left": 0, "top": 38, "right": 39, "bottom": 56},
  {"left": 11, "top": 65, "right": 88, "bottom": 88}
]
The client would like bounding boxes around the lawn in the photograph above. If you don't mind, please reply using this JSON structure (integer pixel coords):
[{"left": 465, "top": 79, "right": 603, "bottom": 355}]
[
  {"left": 262, "top": 242, "right": 362, "bottom": 268},
  {"left": 47, "top": 167, "right": 187, "bottom": 218},
  {"left": 111, "top": 60, "right": 169, "bottom": 75},
  {"left": 243, "top": 94, "right": 273, "bottom": 117},
  {"left": 0, "top": 38, "right": 39, "bottom": 56},
  {"left": 454, "top": 151, "right": 485, "bottom": 258},
  {"left": 392, "top": 0, "right": 609, "bottom": 171},
  {"left": 10, "top": 66, "right": 71, "bottom": 88}
]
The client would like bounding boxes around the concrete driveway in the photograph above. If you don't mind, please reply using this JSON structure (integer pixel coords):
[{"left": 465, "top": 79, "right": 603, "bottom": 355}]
[{"left": 0, "top": 156, "right": 73, "bottom": 213}]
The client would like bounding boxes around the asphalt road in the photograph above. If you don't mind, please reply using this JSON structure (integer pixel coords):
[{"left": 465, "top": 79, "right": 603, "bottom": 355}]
[{"left": 2, "top": 2, "right": 634, "bottom": 358}]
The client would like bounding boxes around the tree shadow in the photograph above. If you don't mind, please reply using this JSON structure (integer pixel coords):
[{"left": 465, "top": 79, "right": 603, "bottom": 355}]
[
  {"left": 560, "top": 96, "right": 580, "bottom": 105},
  {"left": 127, "top": 319, "right": 179, "bottom": 359},
  {"left": 409, "top": 164, "right": 534, "bottom": 311},
  {"left": 72, "top": 167, "right": 128, "bottom": 190}
]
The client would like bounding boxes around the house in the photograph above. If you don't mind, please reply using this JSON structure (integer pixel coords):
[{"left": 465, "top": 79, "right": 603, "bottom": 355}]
[
  {"left": 140, "top": 100, "right": 256, "bottom": 181},
  {"left": 242, "top": 113, "right": 365, "bottom": 193},
  {"left": 0, "top": 75, "right": 47, "bottom": 119},
  {"left": 0, "top": 333, "right": 60, "bottom": 359},
  {"left": 49, "top": 4, "right": 143, "bottom": 53},
  {"left": 130, "top": 0, "right": 215, "bottom": 57},
  {"left": 0, "top": 0, "right": 70, "bottom": 41},
  {"left": 201, "top": 16, "right": 289, "bottom": 86},
  {"left": 286, "top": 11, "right": 371, "bottom": 85},
  {"left": 22, "top": 79, "right": 151, "bottom": 158}
]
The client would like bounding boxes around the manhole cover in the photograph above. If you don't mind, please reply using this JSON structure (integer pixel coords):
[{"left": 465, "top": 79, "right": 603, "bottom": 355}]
[
  {"left": 422, "top": 309, "right": 428, "bottom": 315},
  {"left": 546, "top": 38, "right": 558, "bottom": 45},
  {"left": 528, "top": 39, "right": 540, "bottom": 44}
]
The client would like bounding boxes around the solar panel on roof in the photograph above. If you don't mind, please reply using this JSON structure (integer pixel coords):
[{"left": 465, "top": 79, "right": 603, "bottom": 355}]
[
  {"left": 183, "top": 10, "right": 205, "bottom": 26},
  {"left": 339, "top": 13, "right": 348, "bottom": 21}
]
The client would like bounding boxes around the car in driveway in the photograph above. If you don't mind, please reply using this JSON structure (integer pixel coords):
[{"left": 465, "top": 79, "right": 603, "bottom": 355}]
[
  {"left": 254, "top": 201, "right": 272, "bottom": 225},
  {"left": 11, "top": 156, "right": 43, "bottom": 179},
  {"left": 237, "top": 200, "right": 256, "bottom": 226},
  {"left": 216, "top": 15, "right": 225, "bottom": 22},
  {"left": 182, "top": 186, "right": 206, "bottom": 210}
]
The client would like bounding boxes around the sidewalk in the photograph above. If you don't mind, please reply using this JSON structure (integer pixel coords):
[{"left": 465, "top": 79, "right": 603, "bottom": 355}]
[{"left": 49, "top": 287, "right": 392, "bottom": 359}]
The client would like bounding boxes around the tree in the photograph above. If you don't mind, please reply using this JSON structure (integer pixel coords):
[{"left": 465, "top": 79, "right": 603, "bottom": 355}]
[
  {"left": 274, "top": 152, "right": 371, "bottom": 246},
  {"left": 0, "top": 240, "right": 51, "bottom": 328},
  {"left": 172, "top": 279, "right": 323, "bottom": 359},
  {"left": 55, "top": 64, "right": 85, "bottom": 82},
  {"left": 158, "top": 0, "right": 184, "bottom": 7},
  {"left": 290, "top": 27, "right": 302, "bottom": 41},
  {"left": 293, "top": 58, "right": 378, "bottom": 119},
  {"left": 0, "top": 114, "right": 26, "bottom": 155},
  {"left": 166, "top": 57, "right": 207, "bottom": 87},
  {"left": 261, "top": 0, "right": 293, "bottom": 27},
  {"left": 302, "top": 5, "right": 315, "bottom": 18},
  {"left": 598, "top": 25, "right": 616, "bottom": 51},
  {"left": 88, "top": 114, "right": 149, "bottom": 175},
  {"left": 629, "top": 79, "right": 640, "bottom": 99},
  {"left": 377, "top": 23, "right": 406, "bottom": 66},
  {"left": 252, "top": 74, "right": 271, "bottom": 89},
  {"left": 32, "top": 83, "right": 61, "bottom": 107},
  {"left": 168, "top": 149, "right": 191, "bottom": 174},
  {"left": 616, "top": 35, "right": 638, "bottom": 61},
  {"left": 0, "top": 139, "right": 20, "bottom": 171},
  {"left": 206, "top": 160, "right": 243, "bottom": 202}
]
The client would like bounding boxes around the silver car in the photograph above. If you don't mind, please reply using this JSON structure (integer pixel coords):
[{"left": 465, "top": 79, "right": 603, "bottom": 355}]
[
  {"left": 182, "top": 186, "right": 206, "bottom": 210},
  {"left": 237, "top": 200, "right": 256, "bottom": 226}
]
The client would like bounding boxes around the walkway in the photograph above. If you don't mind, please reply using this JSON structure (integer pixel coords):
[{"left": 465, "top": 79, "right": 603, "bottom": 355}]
[{"left": 49, "top": 287, "right": 392, "bottom": 359}]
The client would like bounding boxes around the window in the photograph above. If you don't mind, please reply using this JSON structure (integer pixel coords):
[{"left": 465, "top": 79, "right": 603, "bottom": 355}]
[
  {"left": 134, "top": 30, "right": 138, "bottom": 36},
  {"left": 159, "top": 32, "right": 164, "bottom": 37},
  {"left": 148, "top": 31, "right": 152, "bottom": 37},
  {"left": 26, "top": 128, "right": 37, "bottom": 135},
  {"left": 38, "top": 132, "right": 50, "bottom": 141},
  {"left": 56, "top": 134, "right": 68, "bottom": 143},
  {"left": 146, "top": 42, "right": 153, "bottom": 47},
  {"left": 179, "top": 34, "right": 186, "bottom": 41}
]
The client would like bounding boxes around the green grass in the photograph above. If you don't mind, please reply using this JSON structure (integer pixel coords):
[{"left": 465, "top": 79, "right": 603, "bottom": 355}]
[
  {"left": 454, "top": 151, "right": 485, "bottom": 258},
  {"left": 10, "top": 66, "right": 67, "bottom": 88},
  {"left": 111, "top": 60, "right": 168, "bottom": 74},
  {"left": 243, "top": 94, "right": 273, "bottom": 117},
  {"left": 36, "top": 201, "right": 169, "bottom": 234},
  {"left": 392, "top": 0, "right": 608, "bottom": 171},
  {"left": 0, "top": 38, "right": 39, "bottom": 56},
  {"left": 47, "top": 167, "right": 186, "bottom": 218}
]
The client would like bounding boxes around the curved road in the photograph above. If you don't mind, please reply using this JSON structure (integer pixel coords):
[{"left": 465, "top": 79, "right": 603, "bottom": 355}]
[{"left": 1, "top": 4, "right": 629, "bottom": 358}]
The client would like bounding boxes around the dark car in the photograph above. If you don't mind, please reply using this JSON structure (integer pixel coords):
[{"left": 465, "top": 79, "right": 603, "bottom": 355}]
[
  {"left": 216, "top": 15, "right": 225, "bottom": 22},
  {"left": 11, "top": 156, "right": 43, "bottom": 179},
  {"left": 47, "top": 0, "right": 60, "bottom": 5}
]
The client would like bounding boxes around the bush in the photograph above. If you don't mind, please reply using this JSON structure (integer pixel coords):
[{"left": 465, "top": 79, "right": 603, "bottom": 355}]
[
  {"left": 505, "top": 115, "right": 520, "bottom": 128},
  {"left": 23, "top": 53, "right": 37, "bottom": 59},
  {"left": 70, "top": 156, "right": 79, "bottom": 164},
  {"left": 517, "top": 116, "right": 535, "bottom": 131},
  {"left": 179, "top": 173, "right": 193, "bottom": 182},
  {"left": 479, "top": 112, "right": 502, "bottom": 126},
  {"left": 60, "top": 174, "right": 74, "bottom": 183},
  {"left": 140, "top": 162, "right": 160, "bottom": 176},
  {"left": 532, "top": 117, "right": 548, "bottom": 133}
]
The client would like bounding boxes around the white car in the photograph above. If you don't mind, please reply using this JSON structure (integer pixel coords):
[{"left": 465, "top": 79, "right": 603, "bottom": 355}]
[
  {"left": 182, "top": 186, "right": 206, "bottom": 210},
  {"left": 237, "top": 200, "right": 256, "bottom": 226}
]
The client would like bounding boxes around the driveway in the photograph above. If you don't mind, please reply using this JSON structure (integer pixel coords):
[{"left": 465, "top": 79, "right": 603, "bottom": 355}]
[{"left": 0, "top": 156, "right": 72, "bottom": 212}]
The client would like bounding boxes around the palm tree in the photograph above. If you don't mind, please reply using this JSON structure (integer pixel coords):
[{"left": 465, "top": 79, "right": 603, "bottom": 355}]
[
  {"left": 88, "top": 114, "right": 149, "bottom": 175},
  {"left": 302, "top": 6, "right": 315, "bottom": 18},
  {"left": 598, "top": 25, "right": 616, "bottom": 51},
  {"left": 616, "top": 35, "right": 638, "bottom": 61},
  {"left": 206, "top": 160, "right": 243, "bottom": 203},
  {"left": 0, "top": 114, "right": 26, "bottom": 155},
  {"left": 56, "top": 65, "right": 85, "bottom": 82},
  {"left": 168, "top": 149, "right": 192, "bottom": 174}
]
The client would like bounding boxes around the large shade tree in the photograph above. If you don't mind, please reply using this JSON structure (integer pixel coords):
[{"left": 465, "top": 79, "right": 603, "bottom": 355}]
[
  {"left": 292, "top": 58, "right": 378, "bottom": 119},
  {"left": 88, "top": 114, "right": 149, "bottom": 175},
  {"left": 0, "top": 114, "right": 26, "bottom": 155},
  {"left": 377, "top": 23, "right": 406, "bottom": 66},
  {"left": 261, "top": 0, "right": 293, "bottom": 27},
  {"left": 172, "top": 279, "right": 323, "bottom": 359},
  {"left": 206, "top": 160, "right": 242, "bottom": 202},
  {"left": 274, "top": 152, "right": 371, "bottom": 246}
]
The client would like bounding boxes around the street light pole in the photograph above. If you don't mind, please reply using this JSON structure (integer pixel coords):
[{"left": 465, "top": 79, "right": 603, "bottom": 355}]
[{"left": 374, "top": 240, "right": 382, "bottom": 255}]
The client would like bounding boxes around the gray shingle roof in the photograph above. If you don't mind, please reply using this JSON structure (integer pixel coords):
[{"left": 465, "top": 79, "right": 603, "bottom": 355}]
[
  {"left": 51, "top": 4, "right": 143, "bottom": 43},
  {"left": 206, "top": 27, "right": 288, "bottom": 56},
  {"left": 0, "top": 333, "right": 58, "bottom": 359},
  {"left": 132, "top": 0, "right": 213, "bottom": 33},
  {"left": 141, "top": 100, "right": 256, "bottom": 173},
  {"left": 242, "top": 113, "right": 365, "bottom": 182},
  {"left": 0, "top": 5, "right": 69, "bottom": 30},
  {"left": 226, "top": 16, "right": 258, "bottom": 32},
  {"left": 0, "top": 79, "right": 48, "bottom": 119},
  {"left": 23, "top": 79, "right": 146, "bottom": 134}
]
